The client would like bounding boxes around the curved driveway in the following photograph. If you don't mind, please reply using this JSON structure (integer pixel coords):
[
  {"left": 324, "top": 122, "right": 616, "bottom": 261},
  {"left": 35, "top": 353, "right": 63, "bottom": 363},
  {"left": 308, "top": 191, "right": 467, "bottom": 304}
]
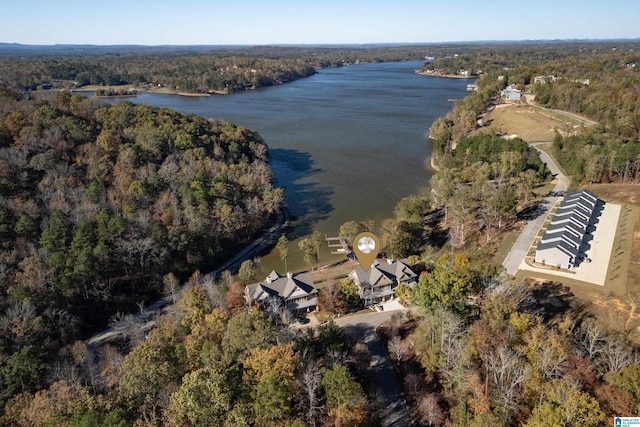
[{"left": 502, "top": 143, "right": 569, "bottom": 275}]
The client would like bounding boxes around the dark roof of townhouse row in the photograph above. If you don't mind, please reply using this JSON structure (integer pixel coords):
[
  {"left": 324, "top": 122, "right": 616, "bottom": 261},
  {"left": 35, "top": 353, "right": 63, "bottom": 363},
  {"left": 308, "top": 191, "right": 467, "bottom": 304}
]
[
  {"left": 554, "top": 205, "right": 592, "bottom": 222},
  {"left": 545, "top": 221, "right": 585, "bottom": 236},
  {"left": 536, "top": 190, "right": 602, "bottom": 262},
  {"left": 537, "top": 238, "right": 581, "bottom": 257}
]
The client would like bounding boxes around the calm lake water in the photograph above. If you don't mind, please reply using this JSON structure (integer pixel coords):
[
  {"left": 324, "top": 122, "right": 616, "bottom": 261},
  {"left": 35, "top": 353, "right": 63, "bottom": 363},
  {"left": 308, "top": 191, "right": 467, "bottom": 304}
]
[{"left": 102, "top": 61, "right": 470, "bottom": 272}]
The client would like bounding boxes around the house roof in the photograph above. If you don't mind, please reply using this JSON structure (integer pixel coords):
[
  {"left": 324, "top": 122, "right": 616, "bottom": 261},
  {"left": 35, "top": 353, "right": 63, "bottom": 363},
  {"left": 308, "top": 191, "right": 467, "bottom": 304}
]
[
  {"left": 535, "top": 189, "right": 602, "bottom": 265},
  {"left": 540, "top": 230, "right": 582, "bottom": 248},
  {"left": 350, "top": 258, "right": 417, "bottom": 288},
  {"left": 350, "top": 264, "right": 395, "bottom": 288},
  {"left": 537, "top": 238, "right": 580, "bottom": 257},
  {"left": 545, "top": 221, "right": 585, "bottom": 237},
  {"left": 560, "top": 190, "right": 597, "bottom": 212},
  {"left": 245, "top": 270, "right": 317, "bottom": 303},
  {"left": 554, "top": 205, "right": 591, "bottom": 222}
]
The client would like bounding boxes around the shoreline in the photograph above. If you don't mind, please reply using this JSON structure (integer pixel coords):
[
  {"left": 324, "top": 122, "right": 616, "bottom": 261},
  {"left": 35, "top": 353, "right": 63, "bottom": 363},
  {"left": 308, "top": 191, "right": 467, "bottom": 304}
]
[
  {"left": 430, "top": 155, "right": 440, "bottom": 171},
  {"left": 177, "top": 92, "right": 211, "bottom": 97},
  {"left": 94, "top": 94, "right": 137, "bottom": 98},
  {"left": 73, "top": 87, "right": 223, "bottom": 97},
  {"left": 415, "top": 70, "right": 476, "bottom": 79}
]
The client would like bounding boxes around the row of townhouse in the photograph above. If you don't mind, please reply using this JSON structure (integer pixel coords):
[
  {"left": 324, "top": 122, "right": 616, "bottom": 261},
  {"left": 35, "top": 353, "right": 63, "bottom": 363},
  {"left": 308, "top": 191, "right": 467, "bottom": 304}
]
[{"left": 534, "top": 190, "right": 601, "bottom": 269}]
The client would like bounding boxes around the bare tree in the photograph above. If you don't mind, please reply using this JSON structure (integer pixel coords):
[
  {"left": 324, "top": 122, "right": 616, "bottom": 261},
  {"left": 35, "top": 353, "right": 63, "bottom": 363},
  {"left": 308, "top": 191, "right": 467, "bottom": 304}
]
[
  {"left": 97, "top": 344, "right": 124, "bottom": 390},
  {"left": 265, "top": 295, "right": 283, "bottom": 317},
  {"left": 163, "top": 272, "right": 180, "bottom": 303},
  {"left": 599, "top": 336, "right": 638, "bottom": 373},
  {"left": 417, "top": 393, "right": 444, "bottom": 427},
  {"left": 219, "top": 269, "right": 233, "bottom": 288},
  {"left": 387, "top": 335, "right": 407, "bottom": 363},
  {"left": 117, "top": 237, "right": 167, "bottom": 272},
  {"left": 49, "top": 359, "right": 83, "bottom": 385},
  {"left": 201, "top": 273, "right": 225, "bottom": 308},
  {"left": 300, "top": 360, "right": 322, "bottom": 427},
  {"left": 439, "top": 309, "right": 466, "bottom": 374},
  {"left": 576, "top": 317, "right": 608, "bottom": 370},
  {"left": 404, "top": 372, "right": 424, "bottom": 398},
  {"left": 484, "top": 344, "right": 527, "bottom": 416}
]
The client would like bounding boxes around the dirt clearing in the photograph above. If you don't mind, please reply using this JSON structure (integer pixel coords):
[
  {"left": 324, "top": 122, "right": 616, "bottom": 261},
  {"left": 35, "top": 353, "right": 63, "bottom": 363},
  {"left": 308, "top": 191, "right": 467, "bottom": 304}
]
[{"left": 480, "top": 104, "right": 587, "bottom": 142}]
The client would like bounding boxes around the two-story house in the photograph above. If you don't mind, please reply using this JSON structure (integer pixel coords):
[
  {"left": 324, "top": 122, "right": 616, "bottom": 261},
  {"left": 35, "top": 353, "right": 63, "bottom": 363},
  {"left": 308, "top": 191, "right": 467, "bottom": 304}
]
[
  {"left": 244, "top": 270, "right": 318, "bottom": 315},
  {"left": 349, "top": 259, "right": 417, "bottom": 307}
]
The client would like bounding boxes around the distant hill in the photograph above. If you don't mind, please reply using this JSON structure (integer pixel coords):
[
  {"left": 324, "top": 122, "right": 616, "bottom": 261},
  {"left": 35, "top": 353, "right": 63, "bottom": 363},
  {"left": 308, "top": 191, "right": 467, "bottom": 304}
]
[{"left": 2, "top": 38, "right": 639, "bottom": 54}]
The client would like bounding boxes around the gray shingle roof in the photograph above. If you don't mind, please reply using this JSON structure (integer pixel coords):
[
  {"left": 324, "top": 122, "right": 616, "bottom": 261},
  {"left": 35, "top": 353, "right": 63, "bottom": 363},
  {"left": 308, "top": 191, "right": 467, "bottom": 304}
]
[
  {"left": 350, "top": 258, "right": 417, "bottom": 289},
  {"left": 535, "top": 190, "right": 602, "bottom": 267},
  {"left": 245, "top": 270, "right": 317, "bottom": 303}
]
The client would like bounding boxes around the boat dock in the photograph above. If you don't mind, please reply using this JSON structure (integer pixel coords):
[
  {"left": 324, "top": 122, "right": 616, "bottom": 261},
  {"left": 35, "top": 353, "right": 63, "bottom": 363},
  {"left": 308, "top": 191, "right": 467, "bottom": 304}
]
[{"left": 325, "top": 235, "right": 351, "bottom": 256}]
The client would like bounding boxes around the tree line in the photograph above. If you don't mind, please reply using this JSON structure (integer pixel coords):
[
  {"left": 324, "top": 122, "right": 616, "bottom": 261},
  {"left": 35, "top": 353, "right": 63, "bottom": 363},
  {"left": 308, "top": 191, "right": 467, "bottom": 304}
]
[
  {"left": 420, "top": 40, "right": 640, "bottom": 76},
  {"left": 0, "top": 55, "right": 316, "bottom": 94},
  {"left": 0, "top": 45, "right": 435, "bottom": 94}
]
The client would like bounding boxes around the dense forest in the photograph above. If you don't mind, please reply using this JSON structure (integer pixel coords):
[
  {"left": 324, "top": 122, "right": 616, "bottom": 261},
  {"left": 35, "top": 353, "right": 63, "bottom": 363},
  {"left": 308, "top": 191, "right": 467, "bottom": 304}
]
[
  {"left": 0, "top": 55, "right": 316, "bottom": 94},
  {"left": 0, "top": 86, "right": 285, "bottom": 416},
  {"left": 533, "top": 52, "right": 640, "bottom": 184},
  {"left": 428, "top": 134, "right": 548, "bottom": 247},
  {"left": 0, "top": 45, "right": 435, "bottom": 94},
  {"left": 0, "top": 272, "right": 375, "bottom": 426}
]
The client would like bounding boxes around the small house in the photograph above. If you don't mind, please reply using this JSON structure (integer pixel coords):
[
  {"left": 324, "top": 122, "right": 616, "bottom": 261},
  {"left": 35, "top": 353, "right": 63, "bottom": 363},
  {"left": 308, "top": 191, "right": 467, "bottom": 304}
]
[{"left": 501, "top": 87, "right": 523, "bottom": 102}]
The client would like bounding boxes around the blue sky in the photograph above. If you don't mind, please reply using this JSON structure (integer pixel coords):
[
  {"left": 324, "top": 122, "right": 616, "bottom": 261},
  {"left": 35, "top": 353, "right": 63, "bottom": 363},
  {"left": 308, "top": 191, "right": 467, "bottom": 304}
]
[{"left": 2, "top": 0, "right": 639, "bottom": 45}]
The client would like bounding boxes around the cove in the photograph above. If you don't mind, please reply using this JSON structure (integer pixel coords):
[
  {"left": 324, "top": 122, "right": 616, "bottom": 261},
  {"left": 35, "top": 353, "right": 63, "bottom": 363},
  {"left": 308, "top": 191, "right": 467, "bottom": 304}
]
[{"left": 101, "top": 61, "right": 470, "bottom": 271}]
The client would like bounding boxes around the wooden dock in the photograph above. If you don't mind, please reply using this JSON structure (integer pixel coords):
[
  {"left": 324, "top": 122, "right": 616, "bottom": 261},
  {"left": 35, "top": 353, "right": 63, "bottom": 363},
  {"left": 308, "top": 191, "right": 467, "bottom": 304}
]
[{"left": 325, "top": 235, "right": 351, "bottom": 255}]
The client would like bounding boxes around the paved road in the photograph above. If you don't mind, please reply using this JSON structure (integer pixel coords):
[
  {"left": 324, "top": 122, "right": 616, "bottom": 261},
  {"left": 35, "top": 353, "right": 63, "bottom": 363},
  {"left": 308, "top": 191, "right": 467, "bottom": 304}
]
[
  {"left": 336, "top": 310, "right": 414, "bottom": 427},
  {"left": 502, "top": 143, "right": 569, "bottom": 275}
]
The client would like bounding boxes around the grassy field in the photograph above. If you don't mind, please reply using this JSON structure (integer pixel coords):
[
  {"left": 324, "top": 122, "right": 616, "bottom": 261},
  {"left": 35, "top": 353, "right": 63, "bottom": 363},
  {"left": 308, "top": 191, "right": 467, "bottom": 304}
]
[
  {"left": 310, "top": 259, "right": 359, "bottom": 287},
  {"left": 479, "top": 104, "right": 586, "bottom": 142}
]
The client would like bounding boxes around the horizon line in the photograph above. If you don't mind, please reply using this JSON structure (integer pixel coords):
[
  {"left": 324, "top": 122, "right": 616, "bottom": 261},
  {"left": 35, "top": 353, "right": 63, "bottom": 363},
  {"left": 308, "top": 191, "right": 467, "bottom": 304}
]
[{"left": 2, "top": 37, "right": 640, "bottom": 48}]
